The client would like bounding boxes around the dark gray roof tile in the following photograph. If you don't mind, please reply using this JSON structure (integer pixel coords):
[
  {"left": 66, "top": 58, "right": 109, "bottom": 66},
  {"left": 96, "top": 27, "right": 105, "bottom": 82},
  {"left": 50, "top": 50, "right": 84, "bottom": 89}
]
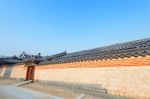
[{"left": 40, "top": 38, "right": 150, "bottom": 65}]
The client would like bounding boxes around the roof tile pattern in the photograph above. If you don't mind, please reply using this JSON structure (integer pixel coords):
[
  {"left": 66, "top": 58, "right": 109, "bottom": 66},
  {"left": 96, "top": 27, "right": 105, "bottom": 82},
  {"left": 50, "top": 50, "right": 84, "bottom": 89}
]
[{"left": 40, "top": 38, "right": 150, "bottom": 65}]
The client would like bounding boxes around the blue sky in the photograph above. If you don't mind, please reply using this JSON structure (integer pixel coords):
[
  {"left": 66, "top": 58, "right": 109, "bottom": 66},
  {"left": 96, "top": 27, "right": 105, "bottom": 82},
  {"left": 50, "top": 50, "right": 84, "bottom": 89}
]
[{"left": 0, "top": 0, "right": 150, "bottom": 56}]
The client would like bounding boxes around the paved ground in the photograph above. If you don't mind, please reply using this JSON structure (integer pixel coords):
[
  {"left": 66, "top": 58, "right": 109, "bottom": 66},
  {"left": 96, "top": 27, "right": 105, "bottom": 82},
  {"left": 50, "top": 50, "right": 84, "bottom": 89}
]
[
  {"left": 0, "top": 79, "right": 62, "bottom": 99},
  {"left": 0, "top": 85, "right": 63, "bottom": 99},
  {"left": 0, "top": 78, "right": 128, "bottom": 99}
]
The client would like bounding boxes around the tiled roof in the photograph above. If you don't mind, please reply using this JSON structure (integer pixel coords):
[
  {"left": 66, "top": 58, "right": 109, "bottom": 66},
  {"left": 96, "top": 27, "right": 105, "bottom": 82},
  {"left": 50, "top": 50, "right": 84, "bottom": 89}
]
[
  {"left": 0, "top": 58, "right": 21, "bottom": 65},
  {"left": 40, "top": 38, "right": 150, "bottom": 65},
  {"left": 46, "top": 51, "right": 67, "bottom": 60}
]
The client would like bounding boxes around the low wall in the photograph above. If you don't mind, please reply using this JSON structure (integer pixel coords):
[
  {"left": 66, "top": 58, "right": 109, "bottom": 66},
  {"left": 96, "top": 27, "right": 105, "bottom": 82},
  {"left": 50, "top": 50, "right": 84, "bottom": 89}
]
[
  {"left": 0, "top": 65, "right": 27, "bottom": 80},
  {"left": 0, "top": 56, "right": 150, "bottom": 98},
  {"left": 0, "top": 66, "right": 4, "bottom": 77},
  {"left": 35, "top": 56, "right": 150, "bottom": 99}
]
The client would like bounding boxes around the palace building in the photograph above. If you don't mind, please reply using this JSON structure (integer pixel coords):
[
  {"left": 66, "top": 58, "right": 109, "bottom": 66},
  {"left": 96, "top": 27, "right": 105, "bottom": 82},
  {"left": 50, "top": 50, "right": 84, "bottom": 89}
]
[{"left": 0, "top": 38, "right": 150, "bottom": 99}]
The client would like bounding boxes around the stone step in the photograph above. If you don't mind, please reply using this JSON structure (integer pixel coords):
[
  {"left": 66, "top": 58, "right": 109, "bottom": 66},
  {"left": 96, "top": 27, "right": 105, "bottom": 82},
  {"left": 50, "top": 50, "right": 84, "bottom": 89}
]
[{"left": 14, "top": 80, "right": 33, "bottom": 87}]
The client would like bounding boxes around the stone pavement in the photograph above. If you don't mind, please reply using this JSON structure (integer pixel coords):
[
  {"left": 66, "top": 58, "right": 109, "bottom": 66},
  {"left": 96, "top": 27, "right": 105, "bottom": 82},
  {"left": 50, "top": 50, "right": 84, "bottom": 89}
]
[{"left": 0, "top": 85, "right": 62, "bottom": 99}]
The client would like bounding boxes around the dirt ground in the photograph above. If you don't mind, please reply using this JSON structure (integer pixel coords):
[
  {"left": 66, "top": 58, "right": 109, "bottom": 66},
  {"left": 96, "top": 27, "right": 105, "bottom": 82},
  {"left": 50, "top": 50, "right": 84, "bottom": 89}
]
[
  {"left": 22, "top": 82, "right": 128, "bottom": 99},
  {"left": 0, "top": 78, "right": 20, "bottom": 85},
  {"left": 0, "top": 78, "right": 128, "bottom": 99}
]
